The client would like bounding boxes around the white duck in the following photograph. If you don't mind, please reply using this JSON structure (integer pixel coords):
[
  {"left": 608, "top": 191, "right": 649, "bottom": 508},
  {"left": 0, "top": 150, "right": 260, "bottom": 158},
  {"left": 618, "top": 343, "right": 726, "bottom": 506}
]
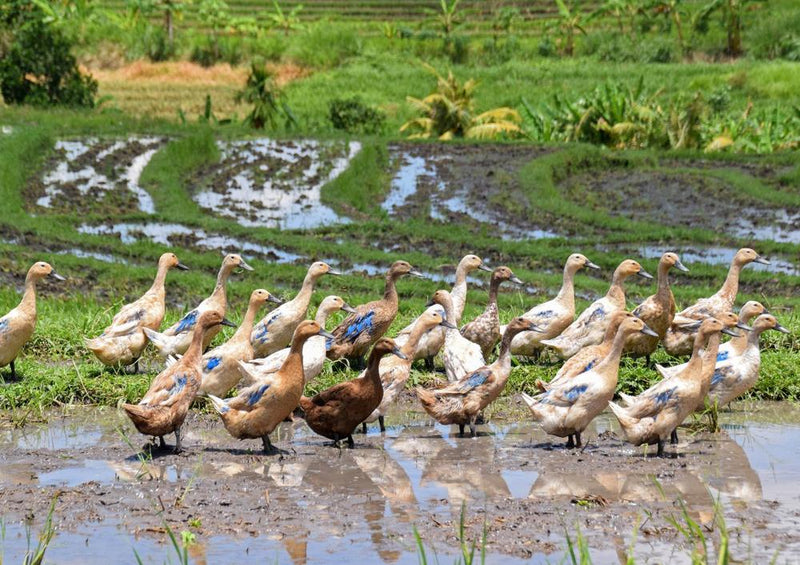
[{"left": 429, "top": 290, "right": 485, "bottom": 382}]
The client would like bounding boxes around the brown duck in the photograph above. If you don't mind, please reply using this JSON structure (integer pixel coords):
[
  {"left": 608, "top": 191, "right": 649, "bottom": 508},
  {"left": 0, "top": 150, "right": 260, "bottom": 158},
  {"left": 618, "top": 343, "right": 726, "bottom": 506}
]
[
  {"left": 302, "top": 337, "right": 406, "bottom": 447},
  {"left": 123, "top": 311, "right": 235, "bottom": 453},
  {"left": 460, "top": 266, "right": 523, "bottom": 359},
  {"left": 326, "top": 261, "right": 421, "bottom": 363}
]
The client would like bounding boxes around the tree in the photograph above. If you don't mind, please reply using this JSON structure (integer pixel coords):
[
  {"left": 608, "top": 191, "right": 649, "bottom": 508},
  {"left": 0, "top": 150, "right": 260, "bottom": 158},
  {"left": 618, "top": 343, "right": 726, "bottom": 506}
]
[
  {"left": 267, "top": 1, "right": 304, "bottom": 36},
  {"left": 551, "top": 0, "right": 587, "bottom": 57},
  {"left": 428, "top": 0, "right": 462, "bottom": 40},
  {"left": 648, "top": 0, "right": 688, "bottom": 52},
  {"left": 694, "top": 0, "right": 750, "bottom": 56},
  {"left": 590, "top": 0, "right": 643, "bottom": 39}
]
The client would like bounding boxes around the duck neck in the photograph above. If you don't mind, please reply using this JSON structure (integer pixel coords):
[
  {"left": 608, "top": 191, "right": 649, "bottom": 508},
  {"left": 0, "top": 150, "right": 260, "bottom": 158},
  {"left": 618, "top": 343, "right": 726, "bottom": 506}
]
[
  {"left": 402, "top": 321, "right": 434, "bottom": 357},
  {"left": 492, "top": 330, "right": 516, "bottom": 374},
  {"left": 293, "top": 270, "right": 318, "bottom": 310},
  {"left": 555, "top": 263, "right": 577, "bottom": 310},
  {"left": 20, "top": 274, "right": 39, "bottom": 313},
  {"left": 594, "top": 328, "right": 628, "bottom": 378},
  {"left": 746, "top": 327, "right": 765, "bottom": 348},
  {"left": 701, "top": 332, "right": 723, "bottom": 383},
  {"left": 440, "top": 298, "right": 457, "bottom": 335},
  {"left": 606, "top": 269, "right": 628, "bottom": 307},
  {"left": 717, "top": 261, "right": 743, "bottom": 306},
  {"left": 683, "top": 331, "right": 709, "bottom": 375},
  {"left": 148, "top": 262, "right": 170, "bottom": 296},
  {"left": 656, "top": 261, "right": 672, "bottom": 298},
  {"left": 383, "top": 273, "right": 400, "bottom": 305},
  {"left": 183, "top": 324, "right": 208, "bottom": 365},
  {"left": 282, "top": 333, "right": 309, "bottom": 385},
  {"left": 450, "top": 263, "right": 470, "bottom": 321},
  {"left": 213, "top": 264, "right": 234, "bottom": 300},
  {"left": 487, "top": 276, "right": 503, "bottom": 307},
  {"left": 230, "top": 300, "right": 261, "bottom": 344},
  {"left": 365, "top": 349, "right": 386, "bottom": 387},
  {"left": 314, "top": 305, "right": 335, "bottom": 327}
]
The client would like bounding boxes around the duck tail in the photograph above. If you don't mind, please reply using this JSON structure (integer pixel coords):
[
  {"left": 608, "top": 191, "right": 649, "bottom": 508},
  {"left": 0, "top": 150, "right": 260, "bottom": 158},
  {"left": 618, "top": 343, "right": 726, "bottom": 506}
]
[
  {"left": 237, "top": 359, "right": 260, "bottom": 384},
  {"left": 608, "top": 401, "right": 635, "bottom": 428},
  {"left": 618, "top": 391, "right": 637, "bottom": 406},
  {"left": 540, "top": 338, "right": 565, "bottom": 356},
  {"left": 520, "top": 392, "right": 536, "bottom": 409},
  {"left": 415, "top": 387, "right": 436, "bottom": 411},
  {"left": 654, "top": 364, "right": 673, "bottom": 380},
  {"left": 84, "top": 337, "right": 102, "bottom": 351},
  {"left": 143, "top": 327, "right": 170, "bottom": 357},
  {"left": 534, "top": 379, "right": 549, "bottom": 393},
  {"left": 207, "top": 394, "right": 229, "bottom": 414},
  {"left": 122, "top": 403, "right": 149, "bottom": 425}
]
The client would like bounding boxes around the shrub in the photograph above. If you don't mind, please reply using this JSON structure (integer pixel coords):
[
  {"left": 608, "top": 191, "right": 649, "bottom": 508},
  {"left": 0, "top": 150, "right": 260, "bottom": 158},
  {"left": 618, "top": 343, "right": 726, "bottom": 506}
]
[
  {"left": 0, "top": 19, "right": 97, "bottom": 107},
  {"left": 236, "top": 63, "right": 297, "bottom": 130},
  {"left": 328, "top": 98, "right": 385, "bottom": 135},
  {"left": 286, "top": 24, "right": 361, "bottom": 68}
]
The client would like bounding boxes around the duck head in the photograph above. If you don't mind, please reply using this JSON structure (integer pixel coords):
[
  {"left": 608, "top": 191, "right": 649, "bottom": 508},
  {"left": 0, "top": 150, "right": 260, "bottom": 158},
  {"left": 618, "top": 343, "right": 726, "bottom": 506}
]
[
  {"left": 319, "top": 295, "right": 357, "bottom": 315},
  {"left": 222, "top": 253, "right": 254, "bottom": 273},
  {"left": 197, "top": 311, "right": 236, "bottom": 330},
  {"left": 738, "top": 301, "right": 768, "bottom": 323},
  {"left": 661, "top": 252, "right": 689, "bottom": 273},
  {"left": 27, "top": 261, "right": 65, "bottom": 283},
  {"left": 249, "top": 288, "right": 284, "bottom": 309},
  {"left": 716, "top": 311, "right": 751, "bottom": 334},
  {"left": 309, "top": 261, "right": 341, "bottom": 277},
  {"left": 460, "top": 254, "right": 492, "bottom": 273},
  {"left": 567, "top": 253, "right": 600, "bottom": 272},
  {"left": 372, "top": 337, "right": 407, "bottom": 360},
  {"left": 427, "top": 289, "right": 454, "bottom": 312},
  {"left": 504, "top": 316, "right": 544, "bottom": 338},
  {"left": 389, "top": 260, "right": 424, "bottom": 279},
  {"left": 492, "top": 266, "right": 523, "bottom": 285},
  {"left": 621, "top": 316, "right": 659, "bottom": 338},
  {"left": 160, "top": 252, "right": 189, "bottom": 271},
  {"left": 606, "top": 311, "right": 636, "bottom": 338},
  {"left": 614, "top": 259, "right": 652, "bottom": 281},
  {"left": 752, "top": 313, "right": 790, "bottom": 335},
  {"left": 294, "top": 319, "right": 335, "bottom": 342},
  {"left": 735, "top": 248, "right": 769, "bottom": 267},
  {"left": 418, "top": 309, "right": 457, "bottom": 331}
]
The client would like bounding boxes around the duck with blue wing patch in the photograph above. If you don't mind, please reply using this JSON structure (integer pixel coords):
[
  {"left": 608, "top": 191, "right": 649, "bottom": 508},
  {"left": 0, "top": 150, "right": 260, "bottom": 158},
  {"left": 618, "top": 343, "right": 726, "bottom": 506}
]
[
  {"left": 524, "top": 317, "right": 657, "bottom": 448},
  {"left": 327, "top": 261, "right": 423, "bottom": 364},
  {"left": 418, "top": 318, "right": 542, "bottom": 437},
  {"left": 210, "top": 320, "right": 334, "bottom": 454}
]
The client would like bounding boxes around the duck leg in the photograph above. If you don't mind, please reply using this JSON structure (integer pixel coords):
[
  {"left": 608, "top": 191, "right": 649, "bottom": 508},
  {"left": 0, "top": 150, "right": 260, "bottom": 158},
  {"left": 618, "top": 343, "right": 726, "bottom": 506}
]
[
  {"left": 670, "top": 429, "right": 679, "bottom": 445},
  {"left": 174, "top": 427, "right": 182, "bottom": 454},
  {"left": 657, "top": 439, "right": 665, "bottom": 458},
  {"left": 132, "top": 359, "right": 139, "bottom": 374},
  {"left": 158, "top": 436, "right": 166, "bottom": 449},
  {"left": 566, "top": 435, "right": 575, "bottom": 449},
  {"left": 469, "top": 416, "right": 478, "bottom": 438},
  {"left": 424, "top": 356, "right": 435, "bottom": 371},
  {"left": 378, "top": 415, "right": 386, "bottom": 433},
  {"left": 458, "top": 424, "right": 465, "bottom": 437},
  {"left": 262, "top": 435, "right": 279, "bottom": 455},
  {"left": 346, "top": 435, "right": 355, "bottom": 448},
  {"left": 10, "top": 360, "right": 15, "bottom": 379},
  {"left": 360, "top": 422, "right": 368, "bottom": 434},
  {"left": 575, "top": 431, "right": 582, "bottom": 448}
]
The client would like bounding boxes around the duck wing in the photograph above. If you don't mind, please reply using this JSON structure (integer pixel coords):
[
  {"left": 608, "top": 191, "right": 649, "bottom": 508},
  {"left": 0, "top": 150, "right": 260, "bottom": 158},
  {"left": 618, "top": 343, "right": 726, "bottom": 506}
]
[
  {"left": 332, "top": 306, "right": 377, "bottom": 344},
  {"left": 434, "top": 368, "right": 493, "bottom": 396},
  {"left": 624, "top": 384, "right": 680, "bottom": 419},
  {"left": 534, "top": 381, "right": 589, "bottom": 408},
  {"left": 226, "top": 381, "right": 272, "bottom": 412}
]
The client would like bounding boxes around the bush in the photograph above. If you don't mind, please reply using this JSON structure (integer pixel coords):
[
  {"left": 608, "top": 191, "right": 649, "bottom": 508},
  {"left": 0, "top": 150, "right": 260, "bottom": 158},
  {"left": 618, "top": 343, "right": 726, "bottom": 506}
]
[
  {"left": 537, "top": 37, "right": 556, "bottom": 57},
  {"left": 0, "top": 19, "right": 96, "bottom": 107},
  {"left": 252, "top": 34, "right": 287, "bottom": 61},
  {"left": 286, "top": 24, "right": 361, "bottom": 68},
  {"left": 328, "top": 97, "right": 385, "bottom": 134}
]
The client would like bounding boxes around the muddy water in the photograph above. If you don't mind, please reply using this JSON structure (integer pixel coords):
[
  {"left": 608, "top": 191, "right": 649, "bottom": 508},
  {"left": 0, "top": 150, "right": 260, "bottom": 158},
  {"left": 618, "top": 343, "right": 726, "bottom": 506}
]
[{"left": 1, "top": 400, "right": 799, "bottom": 563}]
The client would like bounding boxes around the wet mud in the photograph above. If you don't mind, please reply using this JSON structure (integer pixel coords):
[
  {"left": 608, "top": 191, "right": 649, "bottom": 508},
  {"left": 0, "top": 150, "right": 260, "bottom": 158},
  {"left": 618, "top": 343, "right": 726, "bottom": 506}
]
[{"left": 1, "top": 400, "right": 799, "bottom": 563}]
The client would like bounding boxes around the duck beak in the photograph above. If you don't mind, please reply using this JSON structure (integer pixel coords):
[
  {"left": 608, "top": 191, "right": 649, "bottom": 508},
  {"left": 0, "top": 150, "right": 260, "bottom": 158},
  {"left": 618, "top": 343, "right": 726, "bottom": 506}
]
[
  {"left": 736, "top": 322, "right": 752, "bottom": 331},
  {"left": 318, "top": 329, "right": 335, "bottom": 339},
  {"left": 408, "top": 269, "right": 425, "bottom": 278},
  {"left": 722, "top": 328, "right": 740, "bottom": 337},
  {"left": 327, "top": 269, "right": 342, "bottom": 276},
  {"left": 478, "top": 264, "right": 492, "bottom": 272},
  {"left": 510, "top": 275, "right": 524, "bottom": 285},
  {"left": 440, "top": 319, "right": 457, "bottom": 330},
  {"left": 239, "top": 259, "right": 254, "bottom": 271},
  {"left": 674, "top": 260, "right": 689, "bottom": 273},
  {"left": 585, "top": 260, "right": 601, "bottom": 270},
  {"left": 392, "top": 347, "right": 408, "bottom": 360},
  {"left": 637, "top": 269, "right": 654, "bottom": 280},
  {"left": 176, "top": 263, "right": 189, "bottom": 271},
  {"left": 641, "top": 324, "right": 659, "bottom": 338},
  {"left": 528, "top": 322, "right": 544, "bottom": 333},
  {"left": 341, "top": 302, "right": 357, "bottom": 314},
  {"left": 774, "top": 323, "right": 791, "bottom": 334},
  {"left": 49, "top": 271, "right": 66, "bottom": 281},
  {"left": 754, "top": 255, "right": 770, "bottom": 265},
  {"left": 268, "top": 294, "right": 284, "bottom": 305},
  {"left": 220, "top": 318, "right": 237, "bottom": 328}
]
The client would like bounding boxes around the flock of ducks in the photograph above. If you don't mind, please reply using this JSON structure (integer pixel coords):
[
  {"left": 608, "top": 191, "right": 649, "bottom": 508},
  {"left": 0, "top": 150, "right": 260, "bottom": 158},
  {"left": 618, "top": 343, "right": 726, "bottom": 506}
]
[{"left": 0, "top": 248, "right": 790, "bottom": 458}]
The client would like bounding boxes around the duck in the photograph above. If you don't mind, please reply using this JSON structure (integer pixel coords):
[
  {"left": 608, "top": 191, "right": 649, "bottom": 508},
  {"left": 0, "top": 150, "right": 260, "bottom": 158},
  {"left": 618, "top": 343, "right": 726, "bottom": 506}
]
[
  {"left": 393, "top": 254, "right": 490, "bottom": 367},
  {"left": 326, "top": 261, "right": 422, "bottom": 363},
  {"left": 664, "top": 248, "right": 768, "bottom": 356},
  {"left": 707, "top": 314, "right": 790, "bottom": 409},
  {"left": 522, "top": 317, "right": 657, "bottom": 448},
  {"left": 86, "top": 253, "right": 188, "bottom": 370},
  {"left": 301, "top": 337, "right": 406, "bottom": 447},
  {"left": 361, "top": 309, "right": 455, "bottom": 433},
  {"left": 624, "top": 252, "right": 689, "bottom": 363},
  {"left": 508, "top": 253, "right": 600, "bottom": 357},
  {"left": 609, "top": 317, "right": 737, "bottom": 457},
  {"left": 656, "top": 301, "right": 768, "bottom": 379},
  {"left": 541, "top": 259, "right": 652, "bottom": 359},
  {"left": 429, "top": 290, "right": 485, "bottom": 382},
  {"left": 144, "top": 254, "right": 253, "bottom": 358},
  {"left": 0, "top": 261, "right": 65, "bottom": 378},
  {"left": 416, "top": 317, "right": 542, "bottom": 437},
  {"left": 250, "top": 261, "right": 340, "bottom": 358},
  {"left": 199, "top": 289, "right": 283, "bottom": 397},
  {"left": 123, "top": 311, "right": 235, "bottom": 453},
  {"left": 535, "top": 311, "right": 635, "bottom": 393},
  {"left": 460, "top": 266, "right": 523, "bottom": 359},
  {"left": 208, "top": 320, "right": 334, "bottom": 454},
  {"left": 238, "top": 295, "right": 356, "bottom": 387}
]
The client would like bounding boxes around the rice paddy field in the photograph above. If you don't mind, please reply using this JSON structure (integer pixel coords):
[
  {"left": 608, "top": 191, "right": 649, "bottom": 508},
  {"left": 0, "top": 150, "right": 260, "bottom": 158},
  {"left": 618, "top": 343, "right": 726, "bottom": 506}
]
[{"left": 1, "top": 0, "right": 800, "bottom": 562}]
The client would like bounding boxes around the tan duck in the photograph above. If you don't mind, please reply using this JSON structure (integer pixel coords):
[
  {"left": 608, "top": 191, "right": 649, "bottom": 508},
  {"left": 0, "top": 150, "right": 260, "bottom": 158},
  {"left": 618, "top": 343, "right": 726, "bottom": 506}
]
[
  {"left": 429, "top": 290, "right": 485, "bottom": 382},
  {"left": 250, "top": 261, "right": 340, "bottom": 358},
  {"left": 208, "top": 320, "right": 334, "bottom": 454},
  {"left": 624, "top": 252, "right": 689, "bottom": 362},
  {"left": 707, "top": 314, "right": 789, "bottom": 409},
  {"left": 239, "top": 296, "right": 356, "bottom": 387},
  {"left": 0, "top": 261, "right": 65, "bottom": 378},
  {"left": 327, "top": 261, "right": 422, "bottom": 363},
  {"left": 508, "top": 253, "right": 600, "bottom": 357},
  {"left": 656, "top": 300, "right": 768, "bottom": 379},
  {"left": 362, "top": 309, "right": 455, "bottom": 433},
  {"left": 123, "top": 311, "right": 235, "bottom": 452},
  {"left": 609, "top": 317, "right": 736, "bottom": 457},
  {"left": 522, "top": 317, "right": 657, "bottom": 448},
  {"left": 664, "top": 248, "right": 768, "bottom": 356},
  {"left": 535, "top": 311, "right": 635, "bottom": 393},
  {"left": 540, "top": 259, "right": 652, "bottom": 359},
  {"left": 199, "top": 289, "right": 283, "bottom": 397},
  {"left": 144, "top": 254, "right": 252, "bottom": 357},
  {"left": 301, "top": 337, "right": 406, "bottom": 447},
  {"left": 416, "top": 317, "right": 542, "bottom": 437},
  {"left": 86, "top": 253, "right": 188, "bottom": 370},
  {"left": 393, "top": 254, "right": 490, "bottom": 367},
  {"left": 460, "top": 266, "right": 523, "bottom": 359}
]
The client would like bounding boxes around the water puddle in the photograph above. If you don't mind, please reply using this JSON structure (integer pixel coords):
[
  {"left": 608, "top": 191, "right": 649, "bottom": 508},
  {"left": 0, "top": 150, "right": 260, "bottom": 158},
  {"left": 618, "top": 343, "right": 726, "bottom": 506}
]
[
  {"left": 1, "top": 125, "right": 13, "bottom": 135},
  {"left": 57, "top": 248, "right": 130, "bottom": 264},
  {"left": 193, "top": 139, "right": 359, "bottom": 229},
  {"left": 33, "top": 137, "right": 166, "bottom": 213},
  {"left": 385, "top": 146, "right": 561, "bottom": 241},
  {"left": 733, "top": 209, "right": 800, "bottom": 244},
  {"left": 77, "top": 222, "right": 305, "bottom": 264},
  {"left": 1, "top": 401, "right": 798, "bottom": 563},
  {"left": 633, "top": 245, "right": 798, "bottom": 276}
]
